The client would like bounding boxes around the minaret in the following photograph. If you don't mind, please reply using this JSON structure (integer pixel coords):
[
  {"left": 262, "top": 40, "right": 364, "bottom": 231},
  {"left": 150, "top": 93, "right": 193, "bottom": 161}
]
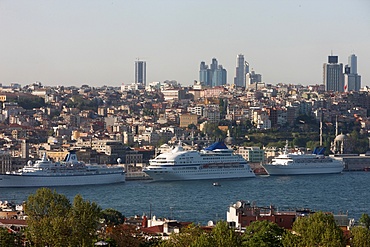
[
  {"left": 191, "top": 129, "right": 195, "bottom": 146},
  {"left": 335, "top": 116, "right": 338, "bottom": 137},
  {"left": 320, "top": 119, "right": 323, "bottom": 146}
]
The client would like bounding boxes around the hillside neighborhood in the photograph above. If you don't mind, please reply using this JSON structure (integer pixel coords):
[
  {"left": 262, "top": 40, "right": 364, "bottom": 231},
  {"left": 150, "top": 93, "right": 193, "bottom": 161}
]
[{"left": 1, "top": 81, "right": 370, "bottom": 174}]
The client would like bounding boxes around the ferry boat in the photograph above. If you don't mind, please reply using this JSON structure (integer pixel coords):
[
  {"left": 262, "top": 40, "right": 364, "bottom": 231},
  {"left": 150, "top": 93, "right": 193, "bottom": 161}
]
[
  {"left": 143, "top": 141, "right": 255, "bottom": 181},
  {"left": 262, "top": 141, "right": 344, "bottom": 176},
  {"left": 0, "top": 151, "right": 125, "bottom": 187}
]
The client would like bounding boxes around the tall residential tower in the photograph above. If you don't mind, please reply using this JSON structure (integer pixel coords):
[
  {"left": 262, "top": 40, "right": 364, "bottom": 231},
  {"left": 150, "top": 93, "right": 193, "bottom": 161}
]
[{"left": 135, "top": 60, "right": 146, "bottom": 85}]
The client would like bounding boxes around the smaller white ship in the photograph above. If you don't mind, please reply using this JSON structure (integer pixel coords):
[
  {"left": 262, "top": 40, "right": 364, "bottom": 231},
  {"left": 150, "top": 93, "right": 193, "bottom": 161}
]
[
  {"left": 143, "top": 141, "right": 255, "bottom": 181},
  {"left": 262, "top": 141, "right": 344, "bottom": 176},
  {"left": 0, "top": 150, "right": 125, "bottom": 188}
]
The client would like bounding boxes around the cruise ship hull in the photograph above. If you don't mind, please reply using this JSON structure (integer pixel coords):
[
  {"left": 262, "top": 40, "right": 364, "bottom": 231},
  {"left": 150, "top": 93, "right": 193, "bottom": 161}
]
[
  {"left": 0, "top": 172, "right": 125, "bottom": 188},
  {"left": 262, "top": 164, "right": 343, "bottom": 176},
  {"left": 143, "top": 165, "right": 255, "bottom": 181},
  {"left": 145, "top": 141, "right": 256, "bottom": 181}
]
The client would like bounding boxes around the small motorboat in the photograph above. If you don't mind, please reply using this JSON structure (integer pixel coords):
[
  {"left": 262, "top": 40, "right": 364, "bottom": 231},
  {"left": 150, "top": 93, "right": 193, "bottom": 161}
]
[{"left": 213, "top": 182, "right": 221, "bottom": 186}]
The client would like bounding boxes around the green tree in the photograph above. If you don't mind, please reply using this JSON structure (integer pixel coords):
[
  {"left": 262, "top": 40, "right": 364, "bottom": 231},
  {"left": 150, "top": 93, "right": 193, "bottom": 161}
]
[
  {"left": 25, "top": 188, "right": 101, "bottom": 247},
  {"left": 202, "top": 122, "right": 225, "bottom": 140},
  {"left": 191, "top": 232, "right": 213, "bottom": 247},
  {"left": 0, "top": 227, "right": 17, "bottom": 247},
  {"left": 351, "top": 226, "right": 370, "bottom": 247},
  {"left": 157, "top": 223, "right": 206, "bottom": 247},
  {"left": 107, "top": 224, "right": 145, "bottom": 247},
  {"left": 65, "top": 95, "right": 99, "bottom": 111},
  {"left": 25, "top": 188, "right": 71, "bottom": 247},
  {"left": 16, "top": 96, "right": 45, "bottom": 109},
  {"left": 306, "top": 140, "right": 320, "bottom": 151},
  {"left": 242, "top": 220, "right": 285, "bottom": 247},
  {"left": 292, "top": 136, "right": 308, "bottom": 148},
  {"left": 282, "top": 230, "right": 301, "bottom": 247},
  {"left": 359, "top": 213, "right": 370, "bottom": 229},
  {"left": 187, "top": 123, "right": 197, "bottom": 130},
  {"left": 160, "top": 221, "right": 241, "bottom": 247},
  {"left": 282, "top": 212, "right": 345, "bottom": 247},
  {"left": 101, "top": 208, "right": 125, "bottom": 226},
  {"left": 69, "top": 194, "right": 101, "bottom": 247},
  {"left": 211, "top": 221, "right": 241, "bottom": 247}
]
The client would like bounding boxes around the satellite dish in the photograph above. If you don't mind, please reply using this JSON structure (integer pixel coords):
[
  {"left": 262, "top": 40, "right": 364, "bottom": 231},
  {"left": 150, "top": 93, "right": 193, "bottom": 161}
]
[
  {"left": 235, "top": 201, "right": 242, "bottom": 209},
  {"left": 27, "top": 160, "right": 33, "bottom": 166},
  {"left": 207, "top": 220, "right": 214, "bottom": 226},
  {"left": 117, "top": 158, "right": 122, "bottom": 164}
]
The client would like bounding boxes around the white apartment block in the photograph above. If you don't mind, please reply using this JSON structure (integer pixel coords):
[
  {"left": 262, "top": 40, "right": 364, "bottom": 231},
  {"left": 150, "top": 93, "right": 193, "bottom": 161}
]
[
  {"left": 187, "top": 106, "right": 204, "bottom": 116},
  {"left": 236, "top": 146, "right": 264, "bottom": 163}
]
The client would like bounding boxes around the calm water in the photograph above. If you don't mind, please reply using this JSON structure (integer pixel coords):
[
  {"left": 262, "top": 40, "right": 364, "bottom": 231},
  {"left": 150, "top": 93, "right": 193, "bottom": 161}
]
[{"left": 1, "top": 172, "right": 369, "bottom": 224}]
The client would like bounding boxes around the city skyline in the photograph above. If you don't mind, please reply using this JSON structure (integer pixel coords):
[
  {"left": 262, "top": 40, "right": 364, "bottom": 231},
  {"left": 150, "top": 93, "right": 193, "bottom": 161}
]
[{"left": 0, "top": 0, "right": 369, "bottom": 87}]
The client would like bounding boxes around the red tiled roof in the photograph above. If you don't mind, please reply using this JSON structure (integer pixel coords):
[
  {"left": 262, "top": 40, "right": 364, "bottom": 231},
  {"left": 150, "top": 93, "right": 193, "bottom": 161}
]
[
  {"left": 141, "top": 225, "right": 163, "bottom": 234},
  {"left": 0, "top": 219, "right": 27, "bottom": 226}
]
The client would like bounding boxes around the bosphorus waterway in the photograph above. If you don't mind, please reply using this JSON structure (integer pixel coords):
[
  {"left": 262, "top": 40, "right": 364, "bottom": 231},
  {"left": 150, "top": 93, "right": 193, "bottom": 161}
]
[{"left": 1, "top": 171, "right": 369, "bottom": 224}]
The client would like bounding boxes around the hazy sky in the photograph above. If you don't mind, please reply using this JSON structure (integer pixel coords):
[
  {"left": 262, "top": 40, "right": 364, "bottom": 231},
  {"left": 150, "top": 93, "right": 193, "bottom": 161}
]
[{"left": 1, "top": 0, "right": 369, "bottom": 87}]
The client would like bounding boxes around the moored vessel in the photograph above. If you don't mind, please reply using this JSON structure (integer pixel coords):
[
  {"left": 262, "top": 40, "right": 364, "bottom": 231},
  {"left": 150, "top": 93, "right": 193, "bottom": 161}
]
[
  {"left": 0, "top": 150, "right": 125, "bottom": 188},
  {"left": 262, "top": 141, "right": 344, "bottom": 176},
  {"left": 143, "top": 141, "right": 255, "bottom": 181}
]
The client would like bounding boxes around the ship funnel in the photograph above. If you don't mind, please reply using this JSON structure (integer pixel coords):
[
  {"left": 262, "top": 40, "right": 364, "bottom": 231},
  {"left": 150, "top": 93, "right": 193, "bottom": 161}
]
[{"left": 64, "top": 150, "right": 79, "bottom": 163}]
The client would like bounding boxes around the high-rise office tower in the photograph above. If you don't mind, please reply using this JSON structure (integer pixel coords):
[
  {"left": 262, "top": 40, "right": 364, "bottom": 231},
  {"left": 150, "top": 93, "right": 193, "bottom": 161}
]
[
  {"left": 246, "top": 70, "right": 262, "bottom": 85},
  {"left": 210, "top": 58, "right": 218, "bottom": 71},
  {"left": 234, "top": 54, "right": 249, "bottom": 87},
  {"left": 348, "top": 54, "right": 357, "bottom": 74},
  {"left": 199, "top": 61, "right": 209, "bottom": 86},
  {"left": 135, "top": 60, "right": 146, "bottom": 85},
  {"left": 323, "top": 55, "right": 344, "bottom": 92},
  {"left": 344, "top": 54, "right": 361, "bottom": 92},
  {"left": 199, "top": 58, "right": 227, "bottom": 87}
]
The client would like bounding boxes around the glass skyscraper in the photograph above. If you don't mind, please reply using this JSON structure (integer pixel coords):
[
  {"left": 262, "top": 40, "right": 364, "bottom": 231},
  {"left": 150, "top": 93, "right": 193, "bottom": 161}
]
[
  {"left": 234, "top": 54, "right": 249, "bottom": 88},
  {"left": 199, "top": 58, "right": 227, "bottom": 87},
  {"left": 135, "top": 60, "right": 146, "bottom": 85},
  {"left": 323, "top": 55, "right": 344, "bottom": 92},
  {"left": 199, "top": 61, "right": 209, "bottom": 86},
  {"left": 348, "top": 54, "right": 357, "bottom": 74},
  {"left": 344, "top": 54, "right": 361, "bottom": 92}
]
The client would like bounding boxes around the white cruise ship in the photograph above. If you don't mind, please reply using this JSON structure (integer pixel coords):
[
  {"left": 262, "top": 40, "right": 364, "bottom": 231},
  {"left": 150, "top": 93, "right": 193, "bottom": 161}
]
[
  {"left": 262, "top": 142, "right": 344, "bottom": 176},
  {"left": 0, "top": 151, "right": 125, "bottom": 188},
  {"left": 143, "top": 142, "right": 255, "bottom": 181}
]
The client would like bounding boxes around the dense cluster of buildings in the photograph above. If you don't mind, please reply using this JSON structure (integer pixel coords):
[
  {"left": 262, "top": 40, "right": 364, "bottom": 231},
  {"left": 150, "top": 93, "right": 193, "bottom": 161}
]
[
  {"left": 0, "top": 53, "right": 368, "bottom": 243},
  {"left": 0, "top": 53, "right": 368, "bottom": 174}
]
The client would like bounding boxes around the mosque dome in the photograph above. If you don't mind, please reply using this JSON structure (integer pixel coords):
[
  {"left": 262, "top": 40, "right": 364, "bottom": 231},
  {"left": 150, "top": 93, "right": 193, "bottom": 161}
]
[
  {"left": 334, "top": 133, "right": 347, "bottom": 142},
  {"left": 224, "top": 136, "right": 234, "bottom": 145},
  {"left": 224, "top": 128, "right": 234, "bottom": 145}
]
